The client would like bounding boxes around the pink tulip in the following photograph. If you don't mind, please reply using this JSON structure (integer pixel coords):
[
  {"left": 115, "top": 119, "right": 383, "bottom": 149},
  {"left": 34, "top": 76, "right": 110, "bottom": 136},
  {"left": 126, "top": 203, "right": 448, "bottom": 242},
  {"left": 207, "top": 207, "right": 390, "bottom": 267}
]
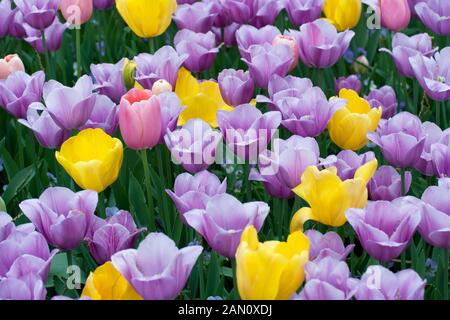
[
  {"left": 60, "top": 0, "right": 93, "bottom": 26},
  {"left": 380, "top": 0, "right": 411, "bottom": 31},
  {"left": 118, "top": 88, "right": 162, "bottom": 150},
  {"left": 272, "top": 35, "right": 299, "bottom": 71},
  {"left": 0, "top": 54, "right": 25, "bottom": 80}
]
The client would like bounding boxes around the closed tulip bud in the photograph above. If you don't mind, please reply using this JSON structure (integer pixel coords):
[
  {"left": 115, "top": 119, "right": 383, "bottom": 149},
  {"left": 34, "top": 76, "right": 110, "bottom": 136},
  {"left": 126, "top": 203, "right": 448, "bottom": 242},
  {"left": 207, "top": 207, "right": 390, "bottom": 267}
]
[
  {"left": 323, "top": 0, "right": 362, "bottom": 31},
  {"left": 272, "top": 35, "right": 299, "bottom": 71},
  {"left": 116, "top": 0, "right": 177, "bottom": 38},
  {"left": 352, "top": 55, "right": 370, "bottom": 74},
  {"left": 236, "top": 226, "right": 310, "bottom": 300},
  {"left": 81, "top": 262, "right": 142, "bottom": 300},
  {"left": 122, "top": 58, "right": 137, "bottom": 90},
  {"left": 152, "top": 79, "right": 172, "bottom": 95},
  {"left": 0, "top": 54, "right": 25, "bottom": 80},
  {"left": 328, "top": 89, "right": 382, "bottom": 151},
  {"left": 60, "top": 0, "right": 93, "bottom": 26},
  {"left": 380, "top": 0, "right": 411, "bottom": 31},
  {"left": 56, "top": 128, "right": 124, "bottom": 192}
]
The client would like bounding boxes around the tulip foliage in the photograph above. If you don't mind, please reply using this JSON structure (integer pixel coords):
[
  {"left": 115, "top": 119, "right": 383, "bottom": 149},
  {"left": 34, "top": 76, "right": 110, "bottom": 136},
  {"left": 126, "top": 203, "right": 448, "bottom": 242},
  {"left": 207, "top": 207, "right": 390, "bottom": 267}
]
[{"left": 0, "top": 0, "right": 449, "bottom": 302}]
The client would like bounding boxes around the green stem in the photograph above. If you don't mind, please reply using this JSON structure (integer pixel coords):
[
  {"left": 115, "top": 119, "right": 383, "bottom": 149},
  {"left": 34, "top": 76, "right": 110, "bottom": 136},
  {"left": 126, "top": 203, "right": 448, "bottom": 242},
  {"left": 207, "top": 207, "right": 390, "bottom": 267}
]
[
  {"left": 139, "top": 149, "right": 156, "bottom": 231},
  {"left": 242, "top": 163, "right": 251, "bottom": 202},
  {"left": 16, "top": 123, "right": 24, "bottom": 169},
  {"left": 400, "top": 167, "right": 406, "bottom": 196},
  {"left": 436, "top": 101, "right": 441, "bottom": 128},
  {"left": 156, "top": 147, "right": 170, "bottom": 231},
  {"left": 148, "top": 37, "right": 156, "bottom": 54},
  {"left": 41, "top": 31, "right": 52, "bottom": 79},
  {"left": 97, "top": 192, "right": 106, "bottom": 219},
  {"left": 67, "top": 250, "right": 73, "bottom": 267},
  {"left": 76, "top": 27, "right": 82, "bottom": 78},
  {"left": 442, "top": 101, "right": 448, "bottom": 129}
]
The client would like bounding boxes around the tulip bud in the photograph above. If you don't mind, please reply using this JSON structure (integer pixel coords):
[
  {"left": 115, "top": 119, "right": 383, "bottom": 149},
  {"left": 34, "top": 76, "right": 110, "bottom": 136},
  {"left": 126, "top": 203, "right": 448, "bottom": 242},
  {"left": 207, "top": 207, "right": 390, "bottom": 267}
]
[
  {"left": 60, "top": 0, "right": 94, "bottom": 26},
  {"left": 0, "top": 54, "right": 25, "bottom": 80},
  {"left": 122, "top": 59, "right": 137, "bottom": 90},
  {"left": 352, "top": 55, "right": 370, "bottom": 74},
  {"left": 152, "top": 79, "right": 172, "bottom": 95},
  {"left": 380, "top": 0, "right": 411, "bottom": 31},
  {"left": 272, "top": 35, "right": 299, "bottom": 71}
]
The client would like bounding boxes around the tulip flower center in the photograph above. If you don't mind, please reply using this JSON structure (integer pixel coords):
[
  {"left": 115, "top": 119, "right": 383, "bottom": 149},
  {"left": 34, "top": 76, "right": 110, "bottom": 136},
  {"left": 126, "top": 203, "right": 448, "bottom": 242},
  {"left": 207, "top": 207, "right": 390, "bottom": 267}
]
[
  {"left": 125, "top": 88, "right": 153, "bottom": 104},
  {"left": 437, "top": 75, "right": 446, "bottom": 83}
]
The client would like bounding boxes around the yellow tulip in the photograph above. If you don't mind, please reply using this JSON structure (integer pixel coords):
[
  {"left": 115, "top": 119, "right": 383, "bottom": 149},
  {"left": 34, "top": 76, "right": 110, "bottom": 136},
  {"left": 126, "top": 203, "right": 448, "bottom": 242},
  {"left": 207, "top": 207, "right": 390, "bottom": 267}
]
[
  {"left": 236, "top": 226, "right": 309, "bottom": 300},
  {"left": 328, "top": 89, "right": 382, "bottom": 151},
  {"left": 290, "top": 159, "right": 378, "bottom": 231},
  {"left": 81, "top": 262, "right": 142, "bottom": 300},
  {"left": 323, "top": 0, "right": 362, "bottom": 31},
  {"left": 56, "top": 128, "right": 123, "bottom": 193},
  {"left": 175, "top": 67, "right": 233, "bottom": 128},
  {"left": 116, "top": 0, "right": 177, "bottom": 38}
]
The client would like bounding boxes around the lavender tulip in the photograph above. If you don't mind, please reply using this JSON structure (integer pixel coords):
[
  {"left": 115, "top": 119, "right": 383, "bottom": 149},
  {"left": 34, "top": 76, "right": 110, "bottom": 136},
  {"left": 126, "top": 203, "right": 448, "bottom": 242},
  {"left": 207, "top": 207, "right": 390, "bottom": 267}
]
[
  {"left": 217, "top": 104, "right": 281, "bottom": 161},
  {"left": 415, "top": 121, "right": 443, "bottom": 176},
  {"left": 8, "top": 9, "right": 27, "bottom": 38},
  {"left": 235, "top": 25, "right": 280, "bottom": 61},
  {"left": 90, "top": 59, "right": 127, "bottom": 104},
  {"left": 207, "top": 0, "right": 231, "bottom": 28},
  {"left": 79, "top": 94, "right": 118, "bottom": 136},
  {"left": 284, "top": 0, "right": 324, "bottom": 27},
  {"left": 305, "top": 230, "right": 354, "bottom": 262},
  {"left": 166, "top": 170, "right": 227, "bottom": 223},
  {"left": 415, "top": 0, "right": 450, "bottom": 35},
  {"left": 0, "top": 0, "right": 14, "bottom": 37},
  {"left": 173, "top": 2, "right": 217, "bottom": 33},
  {"left": 295, "top": 257, "right": 358, "bottom": 300},
  {"left": 322, "top": 150, "right": 375, "bottom": 181},
  {"left": 366, "top": 85, "right": 398, "bottom": 119},
  {"left": 368, "top": 166, "right": 412, "bottom": 201},
  {"left": 93, "top": 0, "right": 114, "bottom": 9},
  {"left": 346, "top": 198, "right": 421, "bottom": 261},
  {"left": 14, "top": 0, "right": 60, "bottom": 30},
  {"left": 356, "top": 265, "right": 425, "bottom": 300},
  {"left": 223, "top": 23, "right": 239, "bottom": 47},
  {"left": 221, "top": 0, "right": 283, "bottom": 28},
  {"left": 85, "top": 211, "right": 145, "bottom": 265},
  {"left": 184, "top": 193, "right": 269, "bottom": 258},
  {"left": 19, "top": 187, "right": 98, "bottom": 250},
  {"left": 158, "top": 92, "right": 184, "bottom": 144},
  {"left": 410, "top": 47, "right": 450, "bottom": 101},
  {"left": 134, "top": 46, "right": 187, "bottom": 89},
  {"left": 218, "top": 69, "right": 255, "bottom": 107},
  {"left": 242, "top": 43, "right": 292, "bottom": 89},
  {"left": 111, "top": 232, "right": 203, "bottom": 300},
  {"left": 0, "top": 70, "right": 45, "bottom": 119},
  {"left": 0, "top": 212, "right": 34, "bottom": 242},
  {"left": 0, "top": 273, "right": 46, "bottom": 300},
  {"left": 24, "top": 18, "right": 68, "bottom": 54},
  {"left": 368, "top": 112, "right": 426, "bottom": 168},
  {"left": 18, "top": 103, "right": 70, "bottom": 149},
  {"left": 293, "top": 19, "right": 354, "bottom": 68},
  {"left": 174, "top": 30, "right": 219, "bottom": 73},
  {"left": 418, "top": 178, "right": 450, "bottom": 248},
  {"left": 165, "top": 119, "right": 223, "bottom": 173},
  {"left": 249, "top": 136, "right": 320, "bottom": 198},
  {"left": 335, "top": 75, "right": 361, "bottom": 95},
  {"left": 39, "top": 75, "right": 96, "bottom": 130},
  {"left": 431, "top": 141, "right": 450, "bottom": 178}
]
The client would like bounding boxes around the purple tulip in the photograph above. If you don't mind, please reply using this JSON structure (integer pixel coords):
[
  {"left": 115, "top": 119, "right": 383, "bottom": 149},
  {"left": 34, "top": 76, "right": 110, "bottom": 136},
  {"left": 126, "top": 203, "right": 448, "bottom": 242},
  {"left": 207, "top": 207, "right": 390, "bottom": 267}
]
[
  {"left": 24, "top": 18, "right": 68, "bottom": 54},
  {"left": 8, "top": 9, "right": 27, "bottom": 38},
  {"left": 368, "top": 166, "right": 412, "bottom": 201},
  {"left": 90, "top": 59, "right": 127, "bottom": 104},
  {"left": 0, "top": 70, "right": 45, "bottom": 119},
  {"left": 0, "top": 213, "right": 34, "bottom": 242},
  {"left": 242, "top": 43, "right": 292, "bottom": 89},
  {"left": 295, "top": 257, "right": 358, "bottom": 300},
  {"left": 174, "top": 30, "right": 219, "bottom": 73},
  {"left": 305, "top": 230, "right": 354, "bottom": 262},
  {"left": 415, "top": 121, "right": 443, "bottom": 176},
  {"left": 0, "top": 273, "right": 46, "bottom": 300},
  {"left": 93, "top": 0, "right": 114, "bottom": 9},
  {"left": 158, "top": 92, "right": 183, "bottom": 144},
  {"left": 111, "top": 232, "right": 203, "bottom": 300},
  {"left": 165, "top": 119, "right": 223, "bottom": 173},
  {"left": 293, "top": 19, "right": 354, "bottom": 68},
  {"left": 366, "top": 85, "right": 398, "bottom": 119},
  {"left": 207, "top": 0, "right": 232, "bottom": 28},
  {"left": 134, "top": 46, "right": 187, "bottom": 89},
  {"left": 218, "top": 69, "right": 255, "bottom": 107},
  {"left": 166, "top": 171, "right": 227, "bottom": 224},
  {"left": 335, "top": 75, "right": 361, "bottom": 95},
  {"left": 381, "top": 32, "right": 435, "bottom": 78},
  {"left": 346, "top": 198, "right": 421, "bottom": 261},
  {"left": 173, "top": 2, "right": 217, "bottom": 33},
  {"left": 18, "top": 103, "right": 70, "bottom": 149},
  {"left": 431, "top": 142, "right": 450, "bottom": 179},
  {"left": 14, "top": 0, "right": 60, "bottom": 30},
  {"left": 249, "top": 136, "right": 320, "bottom": 198},
  {"left": 368, "top": 112, "right": 426, "bottom": 168},
  {"left": 223, "top": 23, "right": 239, "bottom": 47},
  {"left": 0, "top": 0, "right": 14, "bottom": 37},
  {"left": 221, "top": 0, "right": 283, "bottom": 28},
  {"left": 217, "top": 104, "right": 281, "bottom": 161},
  {"left": 322, "top": 150, "right": 375, "bottom": 181},
  {"left": 19, "top": 187, "right": 98, "bottom": 250},
  {"left": 415, "top": 0, "right": 450, "bottom": 35},
  {"left": 79, "top": 94, "right": 118, "bottom": 136},
  {"left": 235, "top": 25, "right": 280, "bottom": 61},
  {"left": 356, "top": 265, "right": 425, "bottom": 300},
  {"left": 284, "top": 0, "right": 324, "bottom": 27},
  {"left": 184, "top": 193, "right": 269, "bottom": 258},
  {"left": 39, "top": 75, "right": 96, "bottom": 130},
  {"left": 410, "top": 47, "right": 450, "bottom": 101},
  {"left": 85, "top": 210, "right": 145, "bottom": 265}
]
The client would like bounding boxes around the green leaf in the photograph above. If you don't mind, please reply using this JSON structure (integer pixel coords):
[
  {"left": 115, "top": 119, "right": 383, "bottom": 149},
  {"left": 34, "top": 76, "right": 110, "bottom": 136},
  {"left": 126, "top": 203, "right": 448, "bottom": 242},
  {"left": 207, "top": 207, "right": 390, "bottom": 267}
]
[
  {"left": 128, "top": 173, "right": 150, "bottom": 229},
  {"left": 2, "top": 164, "right": 36, "bottom": 205}
]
